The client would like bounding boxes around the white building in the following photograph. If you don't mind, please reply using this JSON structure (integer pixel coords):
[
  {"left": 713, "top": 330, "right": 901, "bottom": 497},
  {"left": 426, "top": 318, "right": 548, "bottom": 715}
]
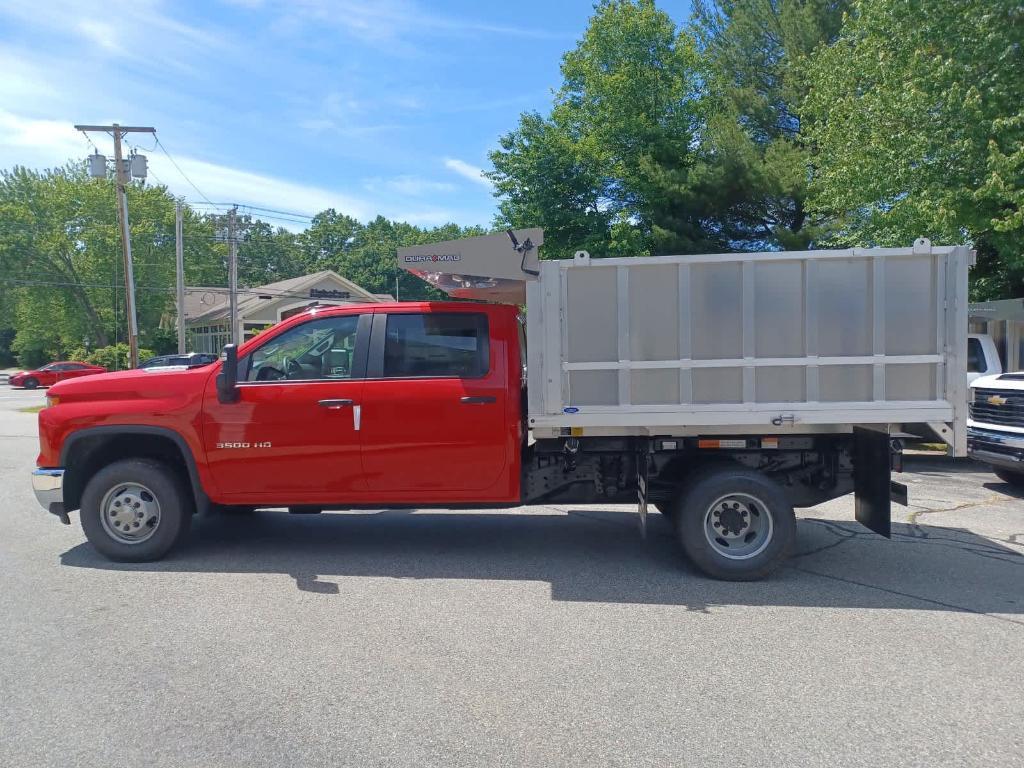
[{"left": 182, "top": 270, "right": 392, "bottom": 353}]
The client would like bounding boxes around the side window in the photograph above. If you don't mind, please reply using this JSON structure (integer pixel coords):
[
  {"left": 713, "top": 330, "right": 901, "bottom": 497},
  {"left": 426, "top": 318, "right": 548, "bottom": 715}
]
[
  {"left": 63, "top": 363, "right": 84, "bottom": 371},
  {"left": 967, "top": 337, "right": 983, "bottom": 373},
  {"left": 382, "top": 313, "right": 488, "bottom": 379},
  {"left": 245, "top": 314, "right": 361, "bottom": 382}
]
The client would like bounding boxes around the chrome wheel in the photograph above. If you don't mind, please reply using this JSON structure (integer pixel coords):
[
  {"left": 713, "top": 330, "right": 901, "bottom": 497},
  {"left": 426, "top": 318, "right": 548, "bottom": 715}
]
[
  {"left": 703, "top": 493, "right": 774, "bottom": 560},
  {"left": 100, "top": 482, "right": 161, "bottom": 544}
]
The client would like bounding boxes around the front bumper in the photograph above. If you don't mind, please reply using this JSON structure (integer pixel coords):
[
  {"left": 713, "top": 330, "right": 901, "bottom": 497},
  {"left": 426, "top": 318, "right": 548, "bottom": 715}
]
[
  {"left": 32, "top": 468, "right": 69, "bottom": 524},
  {"left": 967, "top": 426, "right": 1024, "bottom": 470}
]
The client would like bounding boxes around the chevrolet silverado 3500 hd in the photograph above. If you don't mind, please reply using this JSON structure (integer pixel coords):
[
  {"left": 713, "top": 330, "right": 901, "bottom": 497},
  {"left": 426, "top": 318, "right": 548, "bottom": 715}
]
[{"left": 32, "top": 232, "right": 971, "bottom": 580}]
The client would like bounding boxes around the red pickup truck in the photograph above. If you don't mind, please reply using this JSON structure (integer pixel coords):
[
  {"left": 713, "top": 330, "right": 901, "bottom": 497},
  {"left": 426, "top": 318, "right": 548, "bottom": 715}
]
[{"left": 33, "top": 299, "right": 903, "bottom": 580}]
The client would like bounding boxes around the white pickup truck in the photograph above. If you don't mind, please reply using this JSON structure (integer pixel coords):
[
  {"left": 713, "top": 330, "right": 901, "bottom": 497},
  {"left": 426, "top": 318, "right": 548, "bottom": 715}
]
[{"left": 967, "top": 365, "right": 1024, "bottom": 487}]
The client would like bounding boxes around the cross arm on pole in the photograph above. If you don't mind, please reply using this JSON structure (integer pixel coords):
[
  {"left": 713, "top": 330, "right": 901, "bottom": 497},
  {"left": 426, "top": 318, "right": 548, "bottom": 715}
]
[{"left": 74, "top": 125, "right": 156, "bottom": 133}]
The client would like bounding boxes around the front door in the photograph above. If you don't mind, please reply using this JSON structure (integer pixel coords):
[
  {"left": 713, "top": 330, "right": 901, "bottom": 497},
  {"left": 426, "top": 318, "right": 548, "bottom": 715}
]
[
  {"left": 359, "top": 309, "right": 509, "bottom": 496},
  {"left": 202, "top": 312, "right": 369, "bottom": 504}
]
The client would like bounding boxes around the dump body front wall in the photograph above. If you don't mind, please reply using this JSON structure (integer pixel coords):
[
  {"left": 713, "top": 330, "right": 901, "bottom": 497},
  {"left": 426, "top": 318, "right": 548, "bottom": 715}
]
[{"left": 526, "top": 242, "right": 970, "bottom": 454}]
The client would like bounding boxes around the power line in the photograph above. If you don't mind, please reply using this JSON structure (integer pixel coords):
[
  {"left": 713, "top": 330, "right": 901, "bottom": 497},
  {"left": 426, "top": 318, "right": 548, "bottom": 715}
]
[
  {"left": 154, "top": 137, "right": 223, "bottom": 211},
  {"left": 189, "top": 202, "right": 315, "bottom": 220}
]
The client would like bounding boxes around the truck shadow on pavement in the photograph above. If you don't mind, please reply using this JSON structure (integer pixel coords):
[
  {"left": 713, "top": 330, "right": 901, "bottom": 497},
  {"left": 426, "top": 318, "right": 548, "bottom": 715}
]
[{"left": 59, "top": 508, "right": 1024, "bottom": 620}]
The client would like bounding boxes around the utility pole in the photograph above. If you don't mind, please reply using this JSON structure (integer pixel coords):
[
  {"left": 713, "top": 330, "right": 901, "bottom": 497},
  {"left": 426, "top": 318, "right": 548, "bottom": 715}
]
[
  {"left": 175, "top": 201, "right": 186, "bottom": 354},
  {"left": 75, "top": 123, "right": 155, "bottom": 368},
  {"left": 228, "top": 206, "right": 238, "bottom": 345}
]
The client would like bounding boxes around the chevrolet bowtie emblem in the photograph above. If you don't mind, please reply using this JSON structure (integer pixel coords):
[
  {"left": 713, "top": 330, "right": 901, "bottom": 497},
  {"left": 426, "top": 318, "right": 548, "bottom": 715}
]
[{"left": 988, "top": 394, "right": 1009, "bottom": 406}]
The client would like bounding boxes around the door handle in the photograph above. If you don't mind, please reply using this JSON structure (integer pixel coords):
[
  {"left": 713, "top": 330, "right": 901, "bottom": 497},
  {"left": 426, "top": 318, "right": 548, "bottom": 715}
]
[
  {"left": 318, "top": 398, "right": 354, "bottom": 409},
  {"left": 460, "top": 396, "right": 496, "bottom": 404}
]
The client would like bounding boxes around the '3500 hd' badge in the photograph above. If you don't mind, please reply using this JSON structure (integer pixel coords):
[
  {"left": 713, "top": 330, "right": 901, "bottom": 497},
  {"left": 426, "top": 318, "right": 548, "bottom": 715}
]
[{"left": 216, "top": 442, "right": 272, "bottom": 449}]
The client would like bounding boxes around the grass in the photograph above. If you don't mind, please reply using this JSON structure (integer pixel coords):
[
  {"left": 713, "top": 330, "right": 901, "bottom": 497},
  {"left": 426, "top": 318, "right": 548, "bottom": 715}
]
[{"left": 18, "top": 405, "right": 44, "bottom": 414}]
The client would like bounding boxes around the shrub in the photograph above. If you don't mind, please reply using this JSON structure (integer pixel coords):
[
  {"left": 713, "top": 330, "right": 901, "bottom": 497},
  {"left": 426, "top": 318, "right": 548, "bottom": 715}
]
[{"left": 84, "top": 344, "right": 156, "bottom": 371}]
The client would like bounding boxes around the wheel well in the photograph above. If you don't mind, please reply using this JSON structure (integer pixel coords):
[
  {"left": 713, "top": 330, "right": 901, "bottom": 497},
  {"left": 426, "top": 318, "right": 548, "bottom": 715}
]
[
  {"left": 650, "top": 453, "right": 740, "bottom": 505},
  {"left": 63, "top": 433, "right": 194, "bottom": 512}
]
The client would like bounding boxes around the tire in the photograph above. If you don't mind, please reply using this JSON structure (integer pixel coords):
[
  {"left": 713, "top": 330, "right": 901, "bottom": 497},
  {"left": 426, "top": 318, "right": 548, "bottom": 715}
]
[
  {"left": 993, "top": 467, "right": 1024, "bottom": 488},
  {"left": 79, "top": 459, "right": 193, "bottom": 562},
  {"left": 22, "top": 377, "right": 38, "bottom": 390},
  {"left": 671, "top": 468, "right": 795, "bottom": 581}
]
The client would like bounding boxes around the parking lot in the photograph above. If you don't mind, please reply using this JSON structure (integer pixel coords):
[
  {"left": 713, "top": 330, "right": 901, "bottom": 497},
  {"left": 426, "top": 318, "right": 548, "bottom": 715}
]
[{"left": 1, "top": 386, "right": 1022, "bottom": 767}]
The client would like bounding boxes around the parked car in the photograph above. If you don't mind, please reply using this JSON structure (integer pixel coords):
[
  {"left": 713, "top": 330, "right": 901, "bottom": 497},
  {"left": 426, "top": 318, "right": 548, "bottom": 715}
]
[
  {"left": 9, "top": 362, "right": 106, "bottom": 389},
  {"left": 139, "top": 353, "right": 219, "bottom": 370}
]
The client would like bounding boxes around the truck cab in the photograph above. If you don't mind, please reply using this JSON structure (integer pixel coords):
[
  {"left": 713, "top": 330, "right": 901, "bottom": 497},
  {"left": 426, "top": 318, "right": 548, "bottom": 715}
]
[{"left": 34, "top": 302, "right": 523, "bottom": 560}]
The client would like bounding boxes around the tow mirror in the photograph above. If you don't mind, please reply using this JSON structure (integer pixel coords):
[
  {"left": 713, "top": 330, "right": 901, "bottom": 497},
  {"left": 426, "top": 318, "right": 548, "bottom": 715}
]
[{"left": 217, "top": 344, "right": 240, "bottom": 404}]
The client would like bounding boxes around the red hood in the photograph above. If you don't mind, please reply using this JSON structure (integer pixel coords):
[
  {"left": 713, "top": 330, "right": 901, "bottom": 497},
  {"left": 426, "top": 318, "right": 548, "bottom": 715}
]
[{"left": 48, "top": 365, "right": 218, "bottom": 400}]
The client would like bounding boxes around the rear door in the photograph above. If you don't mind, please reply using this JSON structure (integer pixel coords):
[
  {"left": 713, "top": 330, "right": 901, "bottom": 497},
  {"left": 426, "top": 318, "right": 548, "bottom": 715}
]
[
  {"left": 202, "top": 311, "right": 370, "bottom": 502},
  {"left": 359, "top": 309, "right": 508, "bottom": 494}
]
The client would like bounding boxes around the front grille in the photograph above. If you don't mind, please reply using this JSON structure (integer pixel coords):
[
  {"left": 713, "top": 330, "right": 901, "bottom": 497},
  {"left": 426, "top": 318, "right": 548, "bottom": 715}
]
[{"left": 970, "top": 388, "right": 1024, "bottom": 428}]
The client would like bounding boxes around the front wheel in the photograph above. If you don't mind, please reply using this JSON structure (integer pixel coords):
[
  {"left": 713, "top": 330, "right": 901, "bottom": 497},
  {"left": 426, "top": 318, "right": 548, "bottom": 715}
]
[
  {"left": 22, "top": 377, "right": 39, "bottom": 390},
  {"left": 80, "top": 459, "right": 192, "bottom": 562},
  {"left": 993, "top": 467, "right": 1024, "bottom": 489},
  {"left": 671, "top": 468, "right": 795, "bottom": 581}
]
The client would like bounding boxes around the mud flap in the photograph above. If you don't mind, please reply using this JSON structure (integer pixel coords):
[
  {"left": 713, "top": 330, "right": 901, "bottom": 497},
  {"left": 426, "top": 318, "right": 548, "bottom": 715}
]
[{"left": 853, "top": 427, "right": 894, "bottom": 537}]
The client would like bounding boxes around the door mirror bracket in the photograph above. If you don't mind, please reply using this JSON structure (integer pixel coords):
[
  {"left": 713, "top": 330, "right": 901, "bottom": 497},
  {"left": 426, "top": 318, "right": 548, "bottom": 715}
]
[{"left": 217, "top": 344, "right": 240, "bottom": 404}]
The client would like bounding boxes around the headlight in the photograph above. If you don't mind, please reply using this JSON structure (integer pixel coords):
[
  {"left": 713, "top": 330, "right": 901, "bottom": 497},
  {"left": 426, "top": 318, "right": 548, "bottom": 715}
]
[{"left": 45, "top": 395, "right": 60, "bottom": 408}]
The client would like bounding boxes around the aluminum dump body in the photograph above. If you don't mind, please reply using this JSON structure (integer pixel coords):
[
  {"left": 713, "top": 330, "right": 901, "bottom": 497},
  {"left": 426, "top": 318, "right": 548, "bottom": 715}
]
[{"left": 524, "top": 240, "right": 970, "bottom": 452}]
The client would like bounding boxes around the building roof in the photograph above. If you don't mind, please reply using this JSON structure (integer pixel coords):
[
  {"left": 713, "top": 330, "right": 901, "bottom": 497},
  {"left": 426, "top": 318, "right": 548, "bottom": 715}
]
[{"left": 184, "top": 270, "right": 384, "bottom": 324}]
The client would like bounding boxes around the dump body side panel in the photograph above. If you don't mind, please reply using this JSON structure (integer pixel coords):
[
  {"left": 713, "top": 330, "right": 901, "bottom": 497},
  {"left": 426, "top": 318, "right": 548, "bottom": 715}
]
[{"left": 527, "top": 241, "right": 970, "bottom": 455}]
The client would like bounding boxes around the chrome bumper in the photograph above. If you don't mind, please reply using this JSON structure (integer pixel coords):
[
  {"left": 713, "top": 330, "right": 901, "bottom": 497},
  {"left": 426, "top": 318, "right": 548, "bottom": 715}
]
[
  {"left": 967, "top": 426, "right": 1024, "bottom": 469},
  {"left": 32, "top": 468, "right": 69, "bottom": 524}
]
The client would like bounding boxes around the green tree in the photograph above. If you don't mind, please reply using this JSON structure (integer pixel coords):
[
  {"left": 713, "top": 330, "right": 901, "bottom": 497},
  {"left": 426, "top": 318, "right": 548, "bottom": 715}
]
[
  {"left": 691, "top": 0, "right": 849, "bottom": 249},
  {"left": 489, "top": 0, "right": 708, "bottom": 259},
  {"left": 803, "top": 0, "right": 1024, "bottom": 298},
  {"left": 0, "top": 164, "right": 227, "bottom": 363}
]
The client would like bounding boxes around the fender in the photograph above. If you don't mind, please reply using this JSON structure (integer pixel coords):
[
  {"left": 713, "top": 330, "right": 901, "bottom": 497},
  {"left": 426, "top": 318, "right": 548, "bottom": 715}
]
[{"left": 59, "top": 425, "right": 211, "bottom": 513}]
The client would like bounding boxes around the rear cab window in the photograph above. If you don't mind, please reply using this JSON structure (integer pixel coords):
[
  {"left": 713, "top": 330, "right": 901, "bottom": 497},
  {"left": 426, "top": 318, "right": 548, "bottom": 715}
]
[
  {"left": 378, "top": 313, "right": 489, "bottom": 379},
  {"left": 968, "top": 337, "right": 984, "bottom": 373}
]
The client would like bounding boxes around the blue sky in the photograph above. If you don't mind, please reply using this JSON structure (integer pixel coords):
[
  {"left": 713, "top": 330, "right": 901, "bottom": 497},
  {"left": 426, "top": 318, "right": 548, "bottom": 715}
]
[{"left": 0, "top": 0, "right": 691, "bottom": 229}]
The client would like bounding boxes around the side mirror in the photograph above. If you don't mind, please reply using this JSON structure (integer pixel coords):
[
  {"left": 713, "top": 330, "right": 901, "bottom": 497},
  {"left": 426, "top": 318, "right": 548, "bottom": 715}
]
[{"left": 216, "top": 344, "right": 239, "bottom": 404}]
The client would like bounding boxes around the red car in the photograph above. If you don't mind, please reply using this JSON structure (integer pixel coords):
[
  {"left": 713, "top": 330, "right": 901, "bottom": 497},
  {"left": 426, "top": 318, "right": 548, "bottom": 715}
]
[{"left": 9, "top": 362, "right": 106, "bottom": 389}]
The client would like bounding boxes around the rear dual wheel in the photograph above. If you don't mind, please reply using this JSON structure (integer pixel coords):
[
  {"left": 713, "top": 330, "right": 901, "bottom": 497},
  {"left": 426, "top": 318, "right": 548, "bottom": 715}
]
[{"left": 666, "top": 469, "right": 795, "bottom": 581}]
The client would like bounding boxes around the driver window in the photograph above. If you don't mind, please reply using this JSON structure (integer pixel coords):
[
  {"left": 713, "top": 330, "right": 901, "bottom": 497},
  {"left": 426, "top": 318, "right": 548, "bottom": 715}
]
[{"left": 246, "top": 314, "right": 360, "bottom": 382}]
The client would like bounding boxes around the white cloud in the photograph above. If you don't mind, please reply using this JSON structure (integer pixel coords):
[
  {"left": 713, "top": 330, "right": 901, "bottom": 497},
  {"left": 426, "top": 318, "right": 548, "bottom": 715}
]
[
  {"left": 0, "top": 109, "right": 373, "bottom": 222},
  {"left": 152, "top": 154, "right": 374, "bottom": 221},
  {"left": 0, "top": 0, "right": 233, "bottom": 75},
  {"left": 393, "top": 209, "right": 459, "bottom": 227},
  {"left": 0, "top": 111, "right": 85, "bottom": 162},
  {"left": 76, "top": 20, "right": 121, "bottom": 53},
  {"left": 267, "top": 0, "right": 565, "bottom": 45},
  {"left": 364, "top": 175, "right": 455, "bottom": 196},
  {"left": 444, "top": 158, "right": 492, "bottom": 188}
]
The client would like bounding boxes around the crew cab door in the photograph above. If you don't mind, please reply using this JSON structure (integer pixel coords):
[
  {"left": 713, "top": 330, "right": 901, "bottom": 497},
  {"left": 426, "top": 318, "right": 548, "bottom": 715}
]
[
  {"left": 359, "top": 309, "right": 509, "bottom": 495},
  {"left": 201, "top": 311, "right": 369, "bottom": 503}
]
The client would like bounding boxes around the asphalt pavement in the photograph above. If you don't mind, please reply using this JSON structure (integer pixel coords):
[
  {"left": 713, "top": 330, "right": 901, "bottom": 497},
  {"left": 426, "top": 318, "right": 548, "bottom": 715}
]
[{"left": 0, "top": 385, "right": 1022, "bottom": 767}]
